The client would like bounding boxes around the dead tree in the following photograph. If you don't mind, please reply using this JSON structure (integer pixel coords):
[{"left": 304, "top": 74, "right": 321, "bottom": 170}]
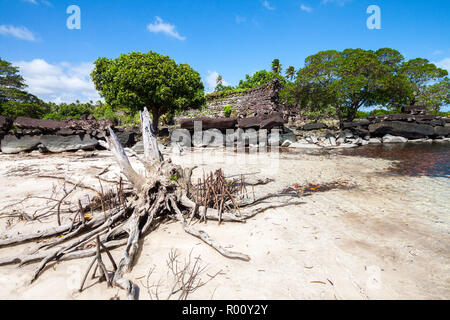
[{"left": 0, "top": 107, "right": 299, "bottom": 300}]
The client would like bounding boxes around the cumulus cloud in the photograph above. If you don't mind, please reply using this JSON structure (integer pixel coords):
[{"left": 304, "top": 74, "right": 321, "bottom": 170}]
[
  {"left": 0, "top": 25, "right": 36, "bottom": 41},
  {"left": 205, "top": 71, "right": 229, "bottom": 93},
  {"left": 147, "top": 16, "right": 186, "bottom": 40},
  {"left": 321, "top": 0, "right": 352, "bottom": 6},
  {"left": 22, "top": 0, "right": 51, "bottom": 5},
  {"left": 14, "top": 59, "right": 102, "bottom": 103},
  {"left": 262, "top": 1, "right": 275, "bottom": 10},
  {"left": 434, "top": 58, "right": 450, "bottom": 73},
  {"left": 300, "top": 4, "right": 313, "bottom": 13}
]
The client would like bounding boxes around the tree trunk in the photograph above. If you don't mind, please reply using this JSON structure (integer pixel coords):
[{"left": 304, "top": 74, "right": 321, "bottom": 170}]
[{"left": 151, "top": 107, "right": 160, "bottom": 134}]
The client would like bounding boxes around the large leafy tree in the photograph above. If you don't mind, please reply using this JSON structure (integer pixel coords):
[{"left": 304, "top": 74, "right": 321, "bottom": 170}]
[
  {"left": 0, "top": 58, "right": 47, "bottom": 119},
  {"left": 282, "top": 48, "right": 410, "bottom": 126},
  {"left": 91, "top": 51, "right": 205, "bottom": 132},
  {"left": 418, "top": 79, "right": 450, "bottom": 115},
  {"left": 400, "top": 58, "right": 448, "bottom": 106}
]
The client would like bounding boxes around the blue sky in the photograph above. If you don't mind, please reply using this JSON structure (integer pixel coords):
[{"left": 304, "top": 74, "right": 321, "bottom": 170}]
[{"left": 1, "top": 0, "right": 449, "bottom": 104}]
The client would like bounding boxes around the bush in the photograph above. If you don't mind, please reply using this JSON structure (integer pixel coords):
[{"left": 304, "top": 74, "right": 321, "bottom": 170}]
[
  {"left": 223, "top": 106, "right": 232, "bottom": 117},
  {"left": 355, "top": 111, "right": 369, "bottom": 119},
  {"left": 368, "top": 109, "right": 399, "bottom": 117},
  {"left": 1, "top": 101, "right": 48, "bottom": 119},
  {"left": 44, "top": 102, "right": 93, "bottom": 121}
]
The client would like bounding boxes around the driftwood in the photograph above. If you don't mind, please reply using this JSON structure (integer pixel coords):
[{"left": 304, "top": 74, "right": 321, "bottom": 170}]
[{"left": 0, "top": 107, "right": 302, "bottom": 300}]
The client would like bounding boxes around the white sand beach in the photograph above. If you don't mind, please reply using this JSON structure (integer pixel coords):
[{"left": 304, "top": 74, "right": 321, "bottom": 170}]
[{"left": 0, "top": 147, "right": 449, "bottom": 300}]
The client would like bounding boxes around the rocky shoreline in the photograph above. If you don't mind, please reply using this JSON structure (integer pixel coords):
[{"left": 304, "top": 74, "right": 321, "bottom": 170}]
[{"left": 1, "top": 110, "right": 449, "bottom": 155}]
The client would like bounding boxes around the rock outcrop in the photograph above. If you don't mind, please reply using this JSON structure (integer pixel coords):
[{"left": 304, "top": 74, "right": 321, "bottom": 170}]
[
  {"left": 0, "top": 135, "right": 41, "bottom": 154},
  {"left": 368, "top": 121, "right": 435, "bottom": 139},
  {"left": 180, "top": 117, "right": 238, "bottom": 131},
  {"left": 0, "top": 116, "right": 13, "bottom": 137}
]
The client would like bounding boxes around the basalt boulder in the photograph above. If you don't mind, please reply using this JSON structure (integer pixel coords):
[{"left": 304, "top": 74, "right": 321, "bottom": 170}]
[
  {"left": 40, "top": 135, "right": 98, "bottom": 153},
  {"left": 260, "top": 113, "right": 285, "bottom": 130},
  {"left": 0, "top": 116, "right": 13, "bottom": 135},
  {"left": 237, "top": 113, "right": 285, "bottom": 130},
  {"left": 0, "top": 135, "right": 41, "bottom": 154},
  {"left": 368, "top": 121, "right": 435, "bottom": 139},
  {"left": 434, "top": 124, "right": 450, "bottom": 137},
  {"left": 14, "top": 117, "right": 63, "bottom": 132},
  {"left": 180, "top": 117, "right": 237, "bottom": 131},
  {"left": 302, "top": 122, "right": 327, "bottom": 131}
]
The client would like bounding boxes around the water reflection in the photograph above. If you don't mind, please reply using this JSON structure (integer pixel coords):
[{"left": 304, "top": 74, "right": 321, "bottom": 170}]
[{"left": 337, "top": 142, "right": 450, "bottom": 178}]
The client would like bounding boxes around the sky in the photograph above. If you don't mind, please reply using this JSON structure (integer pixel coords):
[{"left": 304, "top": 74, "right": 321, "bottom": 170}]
[{"left": 0, "top": 0, "right": 449, "bottom": 105}]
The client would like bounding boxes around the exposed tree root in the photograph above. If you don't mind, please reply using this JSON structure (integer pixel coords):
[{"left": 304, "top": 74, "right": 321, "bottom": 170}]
[{"left": 0, "top": 107, "right": 303, "bottom": 299}]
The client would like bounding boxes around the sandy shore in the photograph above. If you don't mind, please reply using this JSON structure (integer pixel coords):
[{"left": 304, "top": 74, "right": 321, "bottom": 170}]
[{"left": 0, "top": 147, "right": 449, "bottom": 300}]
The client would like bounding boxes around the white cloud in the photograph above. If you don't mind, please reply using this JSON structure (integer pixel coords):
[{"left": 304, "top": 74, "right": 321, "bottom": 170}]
[
  {"left": 300, "top": 4, "right": 313, "bottom": 13},
  {"left": 321, "top": 0, "right": 352, "bottom": 6},
  {"left": 205, "top": 71, "right": 229, "bottom": 93},
  {"left": 433, "top": 50, "right": 444, "bottom": 56},
  {"left": 22, "top": 0, "right": 51, "bottom": 5},
  {"left": 263, "top": 1, "right": 275, "bottom": 10},
  {"left": 14, "top": 59, "right": 102, "bottom": 103},
  {"left": 0, "top": 25, "right": 36, "bottom": 41},
  {"left": 434, "top": 58, "right": 450, "bottom": 73},
  {"left": 147, "top": 16, "right": 186, "bottom": 41}
]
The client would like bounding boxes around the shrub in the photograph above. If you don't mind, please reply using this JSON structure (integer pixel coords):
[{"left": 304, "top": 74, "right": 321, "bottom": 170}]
[{"left": 223, "top": 105, "right": 232, "bottom": 117}]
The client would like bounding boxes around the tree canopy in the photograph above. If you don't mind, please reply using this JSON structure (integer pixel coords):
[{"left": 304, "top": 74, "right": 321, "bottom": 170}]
[
  {"left": 0, "top": 58, "right": 47, "bottom": 119},
  {"left": 91, "top": 51, "right": 205, "bottom": 131},
  {"left": 400, "top": 58, "right": 449, "bottom": 106},
  {"left": 237, "top": 70, "right": 285, "bottom": 90},
  {"left": 280, "top": 48, "right": 449, "bottom": 126}
]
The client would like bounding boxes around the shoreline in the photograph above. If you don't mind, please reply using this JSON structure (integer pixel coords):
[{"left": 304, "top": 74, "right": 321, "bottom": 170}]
[{"left": 0, "top": 148, "right": 449, "bottom": 300}]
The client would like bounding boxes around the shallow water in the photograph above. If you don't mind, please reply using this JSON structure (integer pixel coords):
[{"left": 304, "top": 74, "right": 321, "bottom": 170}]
[{"left": 337, "top": 142, "right": 450, "bottom": 178}]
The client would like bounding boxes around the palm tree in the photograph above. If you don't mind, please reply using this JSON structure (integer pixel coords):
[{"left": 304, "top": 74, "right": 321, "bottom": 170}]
[
  {"left": 271, "top": 59, "right": 282, "bottom": 75},
  {"left": 285, "top": 66, "right": 295, "bottom": 81},
  {"left": 216, "top": 75, "right": 223, "bottom": 86}
]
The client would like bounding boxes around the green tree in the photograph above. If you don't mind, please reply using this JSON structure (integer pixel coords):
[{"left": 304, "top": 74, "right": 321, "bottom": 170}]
[
  {"left": 418, "top": 79, "right": 450, "bottom": 115},
  {"left": 271, "top": 59, "right": 282, "bottom": 75},
  {"left": 237, "top": 70, "right": 285, "bottom": 89},
  {"left": 0, "top": 58, "right": 47, "bottom": 119},
  {"left": 285, "top": 66, "right": 295, "bottom": 81},
  {"left": 91, "top": 51, "right": 205, "bottom": 132},
  {"left": 216, "top": 75, "right": 223, "bottom": 86},
  {"left": 281, "top": 48, "right": 409, "bottom": 127},
  {"left": 400, "top": 58, "right": 449, "bottom": 106}
]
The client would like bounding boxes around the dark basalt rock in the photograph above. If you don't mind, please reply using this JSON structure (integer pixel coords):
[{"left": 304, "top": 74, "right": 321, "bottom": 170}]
[
  {"left": 0, "top": 135, "right": 41, "bottom": 154},
  {"left": 369, "top": 121, "right": 435, "bottom": 139},
  {"left": 40, "top": 135, "right": 98, "bottom": 153},
  {"left": 180, "top": 117, "right": 237, "bottom": 131},
  {"left": 14, "top": 117, "right": 63, "bottom": 132},
  {"left": 401, "top": 105, "right": 427, "bottom": 114},
  {"left": 434, "top": 125, "right": 450, "bottom": 137},
  {"left": 113, "top": 130, "right": 136, "bottom": 148},
  {"left": 237, "top": 117, "right": 261, "bottom": 129},
  {"left": 0, "top": 116, "right": 13, "bottom": 134},
  {"left": 260, "top": 113, "right": 285, "bottom": 130},
  {"left": 302, "top": 122, "right": 327, "bottom": 131},
  {"left": 343, "top": 120, "right": 370, "bottom": 128}
]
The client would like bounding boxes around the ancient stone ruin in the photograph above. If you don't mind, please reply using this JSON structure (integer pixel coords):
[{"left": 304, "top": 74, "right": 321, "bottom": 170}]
[{"left": 0, "top": 115, "right": 137, "bottom": 154}]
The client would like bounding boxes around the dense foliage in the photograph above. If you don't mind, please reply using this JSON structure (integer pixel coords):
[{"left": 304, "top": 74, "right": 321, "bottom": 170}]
[
  {"left": 91, "top": 51, "right": 205, "bottom": 131},
  {"left": 281, "top": 48, "right": 450, "bottom": 126},
  {"left": 0, "top": 58, "right": 48, "bottom": 119}
]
